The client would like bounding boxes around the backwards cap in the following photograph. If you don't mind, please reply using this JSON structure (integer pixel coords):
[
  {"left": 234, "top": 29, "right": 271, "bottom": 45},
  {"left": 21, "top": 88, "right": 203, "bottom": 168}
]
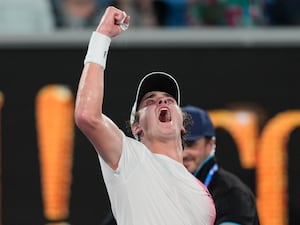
[{"left": 130, "top": 72, "right": 180, "bottom": 138}]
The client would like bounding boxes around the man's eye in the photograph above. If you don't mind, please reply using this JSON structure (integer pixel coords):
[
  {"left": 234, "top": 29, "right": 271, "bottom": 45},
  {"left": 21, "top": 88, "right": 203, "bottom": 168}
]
[
  {"left": 145, "top": 99, "right": 155, "bottom": 105},
  {"left": 167, "top": 98, "right": 175, "bottom": 104}
]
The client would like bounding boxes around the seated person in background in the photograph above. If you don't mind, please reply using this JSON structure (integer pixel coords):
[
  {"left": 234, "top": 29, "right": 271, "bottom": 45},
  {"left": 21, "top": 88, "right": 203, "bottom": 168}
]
[
  {"left": 50, "top": 0, "right": 106, "bottom": 29},
  {"left": 181, "top": 105, "right": 260, "bottom": 225},
  {"left": 112, "top": 0, "right": 165, "bottom": 27},
  {"left": 186, "top": 0, "right": 265, "bottom": 27}
]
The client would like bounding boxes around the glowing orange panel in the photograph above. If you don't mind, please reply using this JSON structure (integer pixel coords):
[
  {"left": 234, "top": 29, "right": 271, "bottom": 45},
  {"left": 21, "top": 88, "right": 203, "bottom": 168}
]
[
  {"left": 35, "top": 85, "right": 75, "bottom": 222},
  {"left": 209, "top": 110, "right": 259, "bottom": 168},
  {"left": 257, "top": 110, "right": 300, "bottom": 225}
]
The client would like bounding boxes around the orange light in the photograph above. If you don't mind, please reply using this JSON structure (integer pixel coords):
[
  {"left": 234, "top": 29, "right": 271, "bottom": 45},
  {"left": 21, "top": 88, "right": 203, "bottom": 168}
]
[
  {"left": 209, "top": 110, "right": 259, "bottom": 168},
  {"left": 35, "top": 85, "right": 74, "bottom": 221},
  {"left": 257, "top": 110, "right": 300, "bottom": 225}
]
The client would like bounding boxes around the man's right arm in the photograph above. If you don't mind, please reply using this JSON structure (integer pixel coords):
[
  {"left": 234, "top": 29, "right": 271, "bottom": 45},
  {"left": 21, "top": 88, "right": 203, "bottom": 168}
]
[{"left": 74, "top": 7, "right": 130, "bottom": 170}]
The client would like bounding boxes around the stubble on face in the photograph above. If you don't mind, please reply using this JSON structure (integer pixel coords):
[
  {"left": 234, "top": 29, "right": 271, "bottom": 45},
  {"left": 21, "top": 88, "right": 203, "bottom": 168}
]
[{"left": 183, "top": 139, "right": 210, "bottom": 173}]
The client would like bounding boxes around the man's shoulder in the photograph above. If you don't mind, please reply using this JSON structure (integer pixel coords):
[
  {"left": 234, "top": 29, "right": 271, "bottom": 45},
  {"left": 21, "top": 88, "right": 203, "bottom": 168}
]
[
  {"left": 211, "top": 168, "right": 258, "bottom": 213},
  {"left": 217, "top": 168, "right": 245, "bottom": 183}
]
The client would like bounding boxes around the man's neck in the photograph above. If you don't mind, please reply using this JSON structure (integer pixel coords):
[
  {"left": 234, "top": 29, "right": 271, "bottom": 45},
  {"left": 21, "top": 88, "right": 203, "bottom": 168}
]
[{"left": 142, "top": 138, "right": 183, "bottom": 163}]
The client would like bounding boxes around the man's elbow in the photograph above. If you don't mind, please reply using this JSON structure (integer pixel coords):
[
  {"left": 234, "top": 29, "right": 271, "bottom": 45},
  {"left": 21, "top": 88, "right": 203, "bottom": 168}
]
[{"left": 74, "top": 108, "right": 98, "bottom": 132}]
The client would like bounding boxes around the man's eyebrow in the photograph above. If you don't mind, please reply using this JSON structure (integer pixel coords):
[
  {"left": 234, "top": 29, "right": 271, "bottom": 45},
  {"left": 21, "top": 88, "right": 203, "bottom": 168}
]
[
  {"left": 142, "top": 92, "right": 173, "bottom": 102},
  {"left": 144, "top": 93, "right": 156, "bottom": 100},
  {"left": 152, "top": 92, "right": 172, "bottom": 97},
  {"left": 141, "top": 93, "right": 156, "bottom": 102}
]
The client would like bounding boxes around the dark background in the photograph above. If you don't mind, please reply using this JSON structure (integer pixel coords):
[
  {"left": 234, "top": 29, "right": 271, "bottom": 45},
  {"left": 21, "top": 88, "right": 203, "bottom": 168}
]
[{"left": 1, "top": 45, "right": 299, "bottom": 225}]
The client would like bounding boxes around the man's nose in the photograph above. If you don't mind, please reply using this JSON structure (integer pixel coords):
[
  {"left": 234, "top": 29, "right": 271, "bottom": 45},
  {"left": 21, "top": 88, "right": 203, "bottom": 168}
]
[{"left": 158, "top": 98, "right": 168, "bottom": 105}]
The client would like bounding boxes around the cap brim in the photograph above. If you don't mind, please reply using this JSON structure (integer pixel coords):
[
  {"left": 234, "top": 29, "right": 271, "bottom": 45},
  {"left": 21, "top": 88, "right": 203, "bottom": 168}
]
[{"left": 185, "top": 134, "right": 206, "bottom": 142}]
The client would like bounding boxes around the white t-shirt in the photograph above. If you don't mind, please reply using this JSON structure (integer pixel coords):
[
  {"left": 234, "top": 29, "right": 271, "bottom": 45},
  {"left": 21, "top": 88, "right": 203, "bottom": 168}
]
[{"left": 99, "top": 132, "right": 216, "bottom": 225}]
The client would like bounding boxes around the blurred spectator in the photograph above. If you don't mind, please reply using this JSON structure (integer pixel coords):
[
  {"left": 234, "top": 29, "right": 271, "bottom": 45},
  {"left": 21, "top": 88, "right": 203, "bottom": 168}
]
[
  {"left": 0, "top": 0, "right": 55, "bottom": 33},
  {"left": 186, "top": 0, "right": 265, "bottom": 27},
  {"left": 263, "top": 0, "right": 300, "bottom": 25},
  {"left": 159, "top": 0, "right": 189, "bottom": 26},
  {"left": 113, "top": 0, "right": 166, "bottom": 27},
  {"left": 50, "top": 0, "right": 107, "bottom": 29}
]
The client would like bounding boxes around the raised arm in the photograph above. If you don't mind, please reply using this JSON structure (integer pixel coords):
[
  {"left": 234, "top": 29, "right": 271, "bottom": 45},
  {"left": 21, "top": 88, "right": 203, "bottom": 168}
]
[{"left": 74, "top": 7, "right": 130, "bottom": 169}]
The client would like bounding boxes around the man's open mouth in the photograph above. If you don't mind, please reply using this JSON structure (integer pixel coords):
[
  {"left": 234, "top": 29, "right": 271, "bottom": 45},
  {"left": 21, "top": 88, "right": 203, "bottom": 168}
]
[{"left": 159, "top": 108, "right": 171, "bottom": 122}]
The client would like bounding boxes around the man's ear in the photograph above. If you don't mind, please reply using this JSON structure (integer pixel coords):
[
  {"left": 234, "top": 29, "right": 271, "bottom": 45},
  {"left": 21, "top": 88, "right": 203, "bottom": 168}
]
[
  {"left": 208, "top": 138, "right": 216, "bottom": 151},
  {"left": 181, "top": 126, "right": 186, "bottom": 135},
  {"left": 131, "top": 122, "right": 142, "bottom": 136}
]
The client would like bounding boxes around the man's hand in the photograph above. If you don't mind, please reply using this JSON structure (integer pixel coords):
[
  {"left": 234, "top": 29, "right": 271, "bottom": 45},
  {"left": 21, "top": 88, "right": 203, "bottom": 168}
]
[{"left": 96, "top": 6, "right": 130, "bottom": 38}]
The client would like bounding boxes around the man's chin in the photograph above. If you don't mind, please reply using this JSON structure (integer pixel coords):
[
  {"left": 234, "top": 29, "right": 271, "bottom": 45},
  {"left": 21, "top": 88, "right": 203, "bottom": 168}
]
[{"left": 183, "top": 162, "right": 195, "bottom": 172}]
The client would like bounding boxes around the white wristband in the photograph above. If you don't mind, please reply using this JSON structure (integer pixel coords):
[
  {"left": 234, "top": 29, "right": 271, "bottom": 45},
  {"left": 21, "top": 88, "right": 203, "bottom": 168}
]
[{"left": 84, "top": 32, "right": 111, "bottom": 69}]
